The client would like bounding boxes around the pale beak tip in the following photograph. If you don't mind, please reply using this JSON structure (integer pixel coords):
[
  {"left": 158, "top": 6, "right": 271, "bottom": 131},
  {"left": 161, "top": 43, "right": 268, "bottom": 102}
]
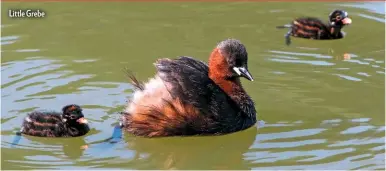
[
  {"left": 77, "top": 118, "right": 88, "bottom": 124},
  {"left": 343, "top": 18, "right": 352, "bottom": 25}
]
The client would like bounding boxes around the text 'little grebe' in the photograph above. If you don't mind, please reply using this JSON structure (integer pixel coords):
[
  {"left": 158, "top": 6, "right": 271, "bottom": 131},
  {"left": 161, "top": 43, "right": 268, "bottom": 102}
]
[
  {"left": 120, "top": 39, "right": 257, "bottom": 138},
  {"left": 277, "top": 9, "right": 352, "bottom": 45},
  {"left": 18, "top": 104, "right": 90, "bottom": 137}
]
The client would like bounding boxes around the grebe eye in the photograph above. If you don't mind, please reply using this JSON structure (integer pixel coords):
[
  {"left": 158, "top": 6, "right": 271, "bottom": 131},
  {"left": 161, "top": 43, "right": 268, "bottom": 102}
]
[
  {"left": 70, "top": 115, "right": 77, "bottom": 119},
  {"left": 235, "top": 59, "right": 242, "bottom": 66}
]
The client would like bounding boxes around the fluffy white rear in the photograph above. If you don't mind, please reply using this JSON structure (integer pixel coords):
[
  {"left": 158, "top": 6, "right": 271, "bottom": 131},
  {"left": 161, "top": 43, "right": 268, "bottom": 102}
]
[{"left": 125, "top": 75, "right": 172, "bottom": 114}]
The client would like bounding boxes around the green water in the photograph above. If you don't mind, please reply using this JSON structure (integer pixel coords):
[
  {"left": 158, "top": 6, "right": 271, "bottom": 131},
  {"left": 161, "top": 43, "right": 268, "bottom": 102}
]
[{"left": 1, "top": 1, "right": 385, "bottom": 170}]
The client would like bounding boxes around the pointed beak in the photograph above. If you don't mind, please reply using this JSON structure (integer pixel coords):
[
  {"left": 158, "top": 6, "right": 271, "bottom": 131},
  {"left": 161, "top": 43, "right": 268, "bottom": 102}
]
[
  {"left": 233, "top": 67, "right": 254, "bottom": 81},
  {"left": 342, "top": 17, "right": 352, "bottom": 25},
  {"left": 76, "top": 117, "right": 88, "bottom": 124}
]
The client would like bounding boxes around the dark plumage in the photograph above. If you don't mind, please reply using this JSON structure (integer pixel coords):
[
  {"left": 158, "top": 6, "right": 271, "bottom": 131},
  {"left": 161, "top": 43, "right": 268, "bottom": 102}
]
[
  {"left": 19, "top": 104, "right": 90, "bottom": 137},
  {"left": 120, "top": 39, "right": 257, "bottom": 137},
  {"left": 277, "top": 9, "right": 352, "bottom": 45}
]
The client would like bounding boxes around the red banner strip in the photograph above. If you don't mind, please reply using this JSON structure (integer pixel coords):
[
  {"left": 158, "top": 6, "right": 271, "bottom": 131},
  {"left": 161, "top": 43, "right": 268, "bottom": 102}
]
[{"left": 1, "top": 0, "right": 384, "bottom": 2}]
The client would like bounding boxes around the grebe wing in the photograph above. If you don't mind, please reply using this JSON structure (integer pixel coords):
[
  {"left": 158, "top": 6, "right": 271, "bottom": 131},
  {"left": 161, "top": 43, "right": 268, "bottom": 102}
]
[{"left": 155, "top": 56, "right": 227, "bottom": 113}]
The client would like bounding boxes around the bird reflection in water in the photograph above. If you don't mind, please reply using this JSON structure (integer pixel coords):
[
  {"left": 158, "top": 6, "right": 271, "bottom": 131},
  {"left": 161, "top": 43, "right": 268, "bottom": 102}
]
[
  {"left": 328, "top": 48, "right": 351, "bottom": 60},
  {"left": 20, "top": 136, "right": 89, "bottom": 159},
  {"left": 103, "top": 124, "right": 259, "bottom": 170}
]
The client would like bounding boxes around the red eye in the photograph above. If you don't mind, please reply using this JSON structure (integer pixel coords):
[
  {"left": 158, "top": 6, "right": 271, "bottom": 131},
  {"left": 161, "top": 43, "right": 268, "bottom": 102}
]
[{"left": 70, "top": 115, "right": 77, "bottom": 119}]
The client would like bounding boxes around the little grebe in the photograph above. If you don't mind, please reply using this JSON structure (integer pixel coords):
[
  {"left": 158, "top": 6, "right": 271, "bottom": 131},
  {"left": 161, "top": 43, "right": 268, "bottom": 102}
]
[
  {"left": 120, "top": 39, "right": 257, "bottom": 137},
  {"left": 19, "top": 104, "right": 90, "bottom": 137},
  {"left": 277, "top": 9, "right": 352, "bottom": 45}
]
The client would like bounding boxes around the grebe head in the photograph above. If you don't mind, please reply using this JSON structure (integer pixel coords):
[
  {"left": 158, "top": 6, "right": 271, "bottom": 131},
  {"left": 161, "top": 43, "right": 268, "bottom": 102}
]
[
  {"left": 209, "top": 39, "right": 254, "bottom": 81},
  {"left": 62, "top": 104, "right": 88, "bottom": 125}
]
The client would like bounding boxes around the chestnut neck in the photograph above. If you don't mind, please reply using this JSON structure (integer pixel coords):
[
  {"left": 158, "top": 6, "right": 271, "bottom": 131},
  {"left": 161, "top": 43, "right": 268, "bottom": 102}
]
[
  {"left": 207, "top": 47, "right": 256, "bottom": 121},
  {"left": 208, "top": 48, "right": 246, "bottom": 98}
]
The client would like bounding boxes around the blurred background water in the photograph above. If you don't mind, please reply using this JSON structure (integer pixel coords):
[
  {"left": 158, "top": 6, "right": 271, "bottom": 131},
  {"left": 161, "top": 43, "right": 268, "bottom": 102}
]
[{"left": 1, "top": 1, "right": 385, "bottom": 170}]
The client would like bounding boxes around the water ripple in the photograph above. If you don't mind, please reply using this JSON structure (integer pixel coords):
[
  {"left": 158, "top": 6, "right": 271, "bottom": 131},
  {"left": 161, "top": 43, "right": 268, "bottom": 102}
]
[
  {"left": 269, "top": 58, "right": 335, "bottom": 66},
  {"left": 340, "top": 125, "right": 376, "bottom": 134},
  {"left": 358, "top": 13, "right": 385, "bottom": 23},
  {"left": 1, "top": 35, "right": 19, "bottom": 45},
  {"left": 270, "top": 50, "right": 333, "bottom": 59},
  {"left": 333, "top": 74, "right": 362, "bottom": 82}
]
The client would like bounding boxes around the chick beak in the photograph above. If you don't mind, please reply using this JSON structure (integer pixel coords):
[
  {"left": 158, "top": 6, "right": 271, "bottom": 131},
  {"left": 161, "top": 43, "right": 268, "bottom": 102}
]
[
  {"left": 233, "top": 67, "right": 254, "bottom": 81},
  {"left": 76, "top": 117, "right": 88, "bottom": 124},
  {"left": 342, "top": 17, "right": 352, "bottom": 25}
]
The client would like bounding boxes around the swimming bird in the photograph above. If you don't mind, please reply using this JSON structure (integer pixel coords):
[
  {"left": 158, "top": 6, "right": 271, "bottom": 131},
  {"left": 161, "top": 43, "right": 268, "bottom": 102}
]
[
  {"left": 120, "top": 38, "right": 257, "bottom": 137},
  {"left": 18, "top": 104, "right": 90, "bottom": 137},
  {"left": 276, "top": 9, "right": 352, "bottom": 45}
]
